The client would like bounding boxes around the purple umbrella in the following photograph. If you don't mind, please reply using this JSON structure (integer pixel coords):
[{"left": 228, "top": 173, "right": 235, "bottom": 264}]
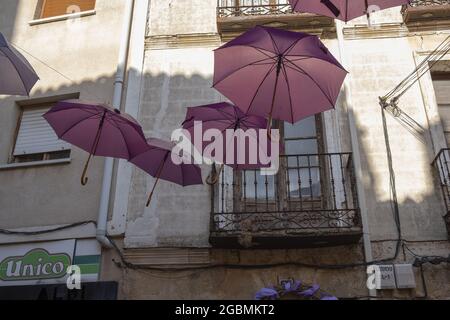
[
  {"left": 213, "top": 26, "right": 347, "bottom": 132},
  {"left": 43, "top": 100, "right": 148, "bottom": 185},
  {"left": 182, "top": 102, "right": 273, "bottom": 184},
  {"left": 289, "top": 0, "right": 410, "bottom": 22},
  {"left": 0, "top": 33, "right": 39, "bottom": 96},
  {"left": 130, "top": 138, "right": 203, "bottom": 207}
]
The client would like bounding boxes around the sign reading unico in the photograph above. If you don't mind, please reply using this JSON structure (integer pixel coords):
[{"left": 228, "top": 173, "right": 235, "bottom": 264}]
[{"left": 0, "top": 249, "right": 71, "bottom": 281}]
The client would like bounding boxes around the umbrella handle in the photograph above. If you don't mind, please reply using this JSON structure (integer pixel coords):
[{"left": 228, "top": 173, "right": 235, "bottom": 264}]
[
  {"left": 267, "top": 61, "right": 280, "bottom": 142},
  {"left": 146, "top": 176, "right": 160, "bottom": 207},
  {"left": 80, "top": 112, "right": 106, "bottom": 186},
  {"left": 146, "top": 155, "right": 168, "bottom": 207},
  {"left": 206, "top": 164, "right": 224, "bottom": 185},
  {"left": 81, "top": 153, "right": 93, "bottom": 186},
  {"left": 266, "top": 114, "right": 273, "bottom": 141}
]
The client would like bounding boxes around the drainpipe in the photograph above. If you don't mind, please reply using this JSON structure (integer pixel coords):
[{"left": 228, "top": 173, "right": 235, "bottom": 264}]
[
  {"left": 96, "top": 0, "right": 135, "bottom": 248},
  {"left": 335, "top": 20, "right": 376, "bottom": 298}
]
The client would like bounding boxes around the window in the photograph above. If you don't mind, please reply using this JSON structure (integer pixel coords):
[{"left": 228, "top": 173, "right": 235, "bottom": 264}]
[
  {"left": 235, "top": 115, "right": 325, "bottom": 211},
  {"left": 38, "top": 0, "right": 96, "bottom": 19},
  {"left": 433, "top": 73, "right": 450, "bottom": 145},
  {"left": 12, "top": 105, "right": 71, "bottom": 163}
]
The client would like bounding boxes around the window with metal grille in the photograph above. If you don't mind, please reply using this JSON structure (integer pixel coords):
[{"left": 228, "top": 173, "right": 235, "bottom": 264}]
[
  {"left": 12, "top": 105, "right": 71, "bottom": 163},
  {"left": 235, "top": 115, "right": 326, "bottom": 210},
  {"left": 433, "top": 74, "right": 450, "bottom": 145},
  {"left": 38, "top": 0, "right": 96, "bottom": 19}
]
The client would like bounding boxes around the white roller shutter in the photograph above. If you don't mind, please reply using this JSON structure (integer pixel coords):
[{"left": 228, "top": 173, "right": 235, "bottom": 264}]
[{"left": 13, "top": 107, "right": 70, "bottom": 156}]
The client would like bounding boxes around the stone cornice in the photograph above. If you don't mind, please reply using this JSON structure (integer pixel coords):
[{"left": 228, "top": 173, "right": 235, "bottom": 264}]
[
  {"left": 123, "top": 247, "right": 211, "bottom": 267},
  {"left": 343, "top": 22, "right": 450, "bottom": 40},
  {"left": 145, "top": 33, "right": 221, "bottom": 50}
]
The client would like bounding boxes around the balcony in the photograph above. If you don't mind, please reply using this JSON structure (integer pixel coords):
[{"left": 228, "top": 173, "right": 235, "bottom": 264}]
[
  {"left": 216, "top": 0, "right": 334, "bottom": 38},
  {"left": 402, "top": 0, "right": 450, "bottom": 24},
  {"left": 210, "top": 153, "right": 362, "bottom": 248},
  {"left": 431, "top": 148, "right": 450, "bottom": 238}
]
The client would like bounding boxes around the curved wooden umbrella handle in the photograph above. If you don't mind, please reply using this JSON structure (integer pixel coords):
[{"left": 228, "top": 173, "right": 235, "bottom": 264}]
[
  {"left": 206, "top": 164, "right": 224, "bottom": 185},
  {"left": 81, "top": 111, "right": 106, "bottom": 186},
  {"left": 146, "top": 176, "right": 160, "bottom": 207},
  {"left": 146, "top": 154, "right": 168, "bottom": 207},
  {"left": 266, "top": 114, "right": 273, "bottom": 141},
  {"left": 81, "top": 153, "right": 93, "bottom": 186}
]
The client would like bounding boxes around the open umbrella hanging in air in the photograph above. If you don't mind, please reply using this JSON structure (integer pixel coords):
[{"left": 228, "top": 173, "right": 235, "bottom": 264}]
[
  {"left": 182, "top": 102, "right": 272, "bottom": 184},
  {"left": 43, "top": 100, "right": 148, "bottom": 185},
  {"left": 130, "top": 138, "right": 203, "bottom": 207},
  {"left": 0, "top": 32, "right": 39, "bottom": 96},
  {"left": 213, "top": 26, "right": 347, "bottom": 133},
  {"left": 288, "top": 0, "right": 410, "bottom": 22}
]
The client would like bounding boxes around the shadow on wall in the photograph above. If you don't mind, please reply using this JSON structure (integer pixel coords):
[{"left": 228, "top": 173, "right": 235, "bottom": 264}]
[
  {"left": 0, "top": 73, "right": 117, "bottom": 229},
  {"left": 353, "top": 98, "right": 448, "bottom": 241},
  {"left": 125, "top": 71, "right": 219, "bottom": 247}
]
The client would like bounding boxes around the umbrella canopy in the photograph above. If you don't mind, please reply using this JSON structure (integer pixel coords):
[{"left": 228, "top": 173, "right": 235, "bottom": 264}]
[
  {"left": 43, "top": 99, "right": 148, "bottom": 185},
  {"left": 182, "top": 102, "right": 272, "bottom": 169},
  {"left": 213, "top": 26, "right": 347, "bottom": 127},
  {"left": 0, "top": 33, "right": 39, "bottom": 96},
  {"left": 289, "top": 0, "right": 410, "bottom": 22},
  {"left": 130, "top": 138, "right": 203, "bottom": 206},
  {"left": 182, "top": 102, "right": 274, "bottom": 184}
]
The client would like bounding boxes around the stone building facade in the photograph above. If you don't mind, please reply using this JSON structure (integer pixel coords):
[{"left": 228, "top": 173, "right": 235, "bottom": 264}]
[{"left": 0, "top": 0, "right": 449, "bottom": 299}]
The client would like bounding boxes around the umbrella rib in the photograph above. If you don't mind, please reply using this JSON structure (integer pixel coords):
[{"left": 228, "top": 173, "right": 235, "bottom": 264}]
[
  {"left": 346, "top": 0, "right": 349, "bottom": 22},
  {"left": 225, "top": 44, "right": 277, "bottom": 60},
  {"left": 49, "top": 105, "right": 100, "bottom": 117},
  {"left": 114, "top": 119, "right": 133, "bottom": 159},
  {"left": 281, "top": 62, "right": 295, "bottom": 124},
  {"left": 246, "top": 63, "right": 277, "bottom": 115},
  {"left": 288, "top": 57, "right": 313, "bottom": 62},
  {"left": 242, "top": 117, "right": 265, "bottom": 129},
  {"left": 59, "top": 113, "right": 102, "bottom": 140},
  {"left": 263, "top": 27, "right": 281, "bottom": 54},
  {"left": 281, "top": 36, "right": 306, "bottom": 56},
  {"left": 214, "top": 106, "right": 235, "bottom": 121},
  {"left": 252, "top": 47, "right": 278, "bottom": 61},
  {"left": 2, "top": 48, "right": 28, "bottom": 94},
  {"left": 104, "top": 116, "right": 145, "bottom": 144},
  {"left": 284, "top": 60, "right": 335, "bottom": 106},
  {"left": 212, "top": 56, "right": 276, "bottom": 87},
  {"left": 287, "top": 53, "right": 347, "bottom": 73}
]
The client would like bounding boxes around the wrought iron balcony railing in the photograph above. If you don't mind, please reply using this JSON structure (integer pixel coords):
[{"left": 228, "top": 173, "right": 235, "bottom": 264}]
[
  {"left": 216, "top": 0, "right": 334, "bottom": 37},
  {"left": 409, "top": 0, "right": 450, "bottom": 7},
  {"left": 431, "top": 148, "right": 450, "bottom": 237},
  {"left": 217, "top": 0, "right": 292, "bottom": 18},
  {"left": 402, "top": 0, "right": 450, "bottom": 23},
  {"left": 210, "top": 152, "right": 362, "bottom": 248}
]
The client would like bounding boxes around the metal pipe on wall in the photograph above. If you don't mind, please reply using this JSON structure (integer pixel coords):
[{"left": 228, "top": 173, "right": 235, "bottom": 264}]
[{"left": 96, "top": 0, "right": 135, "bottom": 248}]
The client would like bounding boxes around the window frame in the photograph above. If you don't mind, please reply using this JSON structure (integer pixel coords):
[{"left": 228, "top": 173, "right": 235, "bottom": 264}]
[
  {"left": 432, "top": 72, "right": 450, "bottom": 147},
  {"left": 10, "top": 103, "right": 71, "bottom": 165},
  {"left": 232, "top": 114, "right": 329, "bottom": 212},
  {"left": 33, "top": 0, "right": 97, "bottom": 22}
]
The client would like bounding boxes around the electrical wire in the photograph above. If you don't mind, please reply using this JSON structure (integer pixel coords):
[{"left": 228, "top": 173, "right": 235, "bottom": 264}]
[
  {"left": 11, "top": 43, "right": 75, "bottom": 83},
  {"left": 0, "top": 220, "right": 96, "bottom": 235},
  {"left": 381, "top": 35, "right": 450, "bottom": 103}
]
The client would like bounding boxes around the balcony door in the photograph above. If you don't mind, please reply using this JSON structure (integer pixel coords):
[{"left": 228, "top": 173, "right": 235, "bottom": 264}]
[
  {"left": 234, "top": 115, "right": 325, "bottom": 213},
  {"left": 433, "top": 73, "right": 450, "bottom": 145}
]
